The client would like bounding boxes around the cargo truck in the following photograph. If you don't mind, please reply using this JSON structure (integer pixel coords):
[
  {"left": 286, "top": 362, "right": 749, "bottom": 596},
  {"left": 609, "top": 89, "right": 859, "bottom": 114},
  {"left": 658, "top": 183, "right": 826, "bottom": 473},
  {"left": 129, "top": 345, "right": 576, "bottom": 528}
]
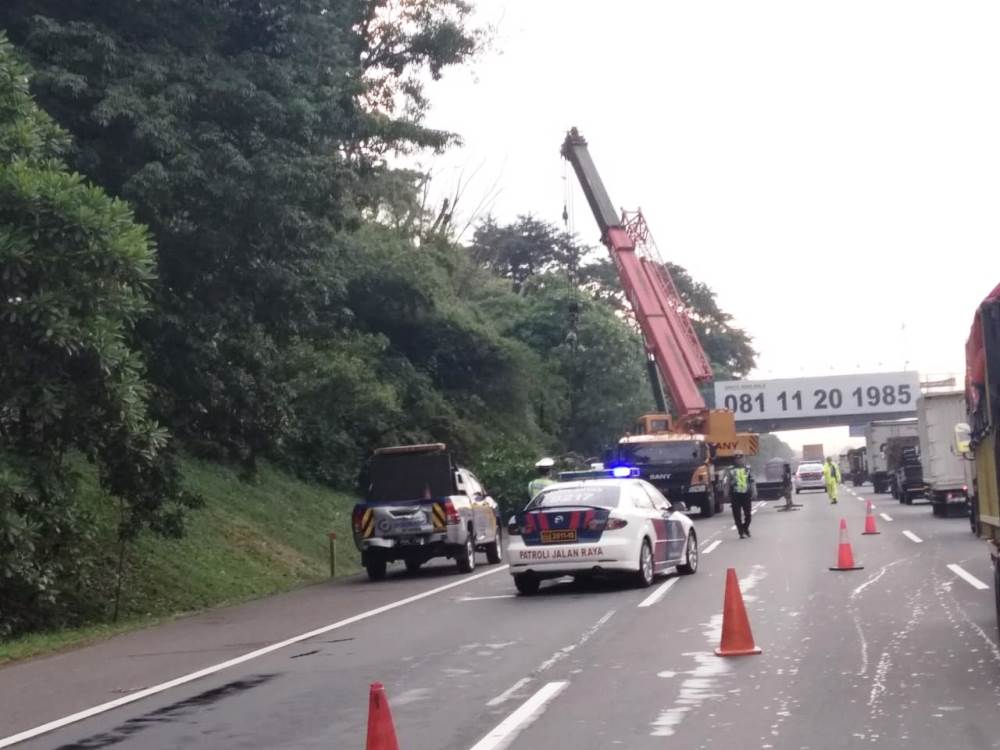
[
  {"left": 918, "top": 391, "right": 972, "bottom": 517},
  {"left": 888, "top": 439, "right": 926, "bottom": 503},
  {"left": 961, "top": 283, "right": 999, "bottom": 625},
  {"left": 865, "top": 419, "right": 919, "bottom": 494},
  {"left": 802, "top": 444, "right": 824, "bottom": 463},
  {"left": 847, "top": 447, "right": 868, "bottom": 486}
]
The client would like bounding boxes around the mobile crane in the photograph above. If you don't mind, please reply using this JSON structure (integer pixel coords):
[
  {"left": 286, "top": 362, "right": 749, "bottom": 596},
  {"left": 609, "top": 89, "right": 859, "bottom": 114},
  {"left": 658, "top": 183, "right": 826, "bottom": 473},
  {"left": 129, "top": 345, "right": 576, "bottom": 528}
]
[{"left": 561, "top": 128, "right": 756, "bottom": 516}]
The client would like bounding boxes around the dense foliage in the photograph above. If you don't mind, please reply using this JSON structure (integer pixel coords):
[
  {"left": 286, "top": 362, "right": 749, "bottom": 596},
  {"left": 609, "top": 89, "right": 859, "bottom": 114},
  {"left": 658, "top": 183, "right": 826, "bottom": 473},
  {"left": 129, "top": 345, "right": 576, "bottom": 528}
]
[
  {"left": 0, "top": 34, "right": 195, "bottom": 635},
  {"left": 0, "top": 3, "right": 755, "bottom": 636}
]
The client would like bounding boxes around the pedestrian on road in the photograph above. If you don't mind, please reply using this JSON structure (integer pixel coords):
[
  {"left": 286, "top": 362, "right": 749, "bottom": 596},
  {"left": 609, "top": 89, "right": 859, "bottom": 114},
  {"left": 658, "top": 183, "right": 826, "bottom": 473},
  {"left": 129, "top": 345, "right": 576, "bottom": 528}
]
[
  {"left": 725, "top": 452, "right": 756, "bottom": 538},
  {"left": 781, "top": 461, "right": 794, "bottom": 509},
  {"left": 528, "top": 457, "right": 556, "bottom": 500},
  {"left": 824, "top": 456, "right": 840, "bottom": 504}
]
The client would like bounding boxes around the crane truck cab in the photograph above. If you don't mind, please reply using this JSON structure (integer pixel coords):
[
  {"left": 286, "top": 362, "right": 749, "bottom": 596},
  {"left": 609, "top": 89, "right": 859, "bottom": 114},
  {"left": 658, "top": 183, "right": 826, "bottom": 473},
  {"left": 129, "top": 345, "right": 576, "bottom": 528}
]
[{"left": 611, "top": 432, "right": 717, "bottom": 518}]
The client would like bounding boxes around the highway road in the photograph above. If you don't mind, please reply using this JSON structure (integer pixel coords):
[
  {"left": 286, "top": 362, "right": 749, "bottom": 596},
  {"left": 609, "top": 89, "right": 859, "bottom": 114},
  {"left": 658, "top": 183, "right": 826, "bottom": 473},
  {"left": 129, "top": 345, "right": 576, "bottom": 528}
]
[{"left": 2, "top": 484, "right": 998, "bottom": 749}]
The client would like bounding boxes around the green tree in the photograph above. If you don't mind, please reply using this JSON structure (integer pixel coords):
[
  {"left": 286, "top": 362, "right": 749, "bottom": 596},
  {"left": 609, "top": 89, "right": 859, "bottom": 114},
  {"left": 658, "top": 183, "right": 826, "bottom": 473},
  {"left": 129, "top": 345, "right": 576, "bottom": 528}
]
[
  {"left": 581, "top": 258, "right": 756, "bottom": 380},
  {"left": 471, "top": 215, "right": 585, "bottom": 292},
  {"left": 0, "top": 1, "right": 483, "bottom": 472},
  {"left": 0, "top": 35, "right": 194, "bottom": 635}
]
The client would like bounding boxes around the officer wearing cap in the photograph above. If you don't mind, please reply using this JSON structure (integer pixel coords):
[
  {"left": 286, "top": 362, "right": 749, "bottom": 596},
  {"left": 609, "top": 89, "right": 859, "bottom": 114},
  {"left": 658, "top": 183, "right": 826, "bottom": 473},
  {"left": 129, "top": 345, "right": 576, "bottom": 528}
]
[
  {"left": 528, "top": 457, "right": 556, "bottom": 500},
  {"left": 725, "top": 452, "right": 756, "bottom": 539}
]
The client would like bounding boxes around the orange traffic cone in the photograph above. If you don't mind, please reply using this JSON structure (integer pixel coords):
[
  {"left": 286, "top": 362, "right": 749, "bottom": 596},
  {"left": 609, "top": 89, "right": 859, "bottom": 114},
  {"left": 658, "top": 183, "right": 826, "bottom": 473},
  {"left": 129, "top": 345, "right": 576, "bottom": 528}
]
[
  {"left": 829, "top": 518, "right": 864, "bottom": 571},
  {"left": 714, "top": 567, "right": 762, "bottom": 657},
  {"left": 862, "top": 500, "right": 881, "bottom": 535},
  {"left": 366, "top": 682, "right": 400, "bottom": 750}
]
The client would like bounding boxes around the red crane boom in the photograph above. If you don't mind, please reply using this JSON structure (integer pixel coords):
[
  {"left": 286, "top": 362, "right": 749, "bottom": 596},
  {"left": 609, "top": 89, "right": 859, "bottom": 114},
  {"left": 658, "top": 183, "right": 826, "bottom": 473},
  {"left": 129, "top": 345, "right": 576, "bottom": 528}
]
[{"left": 561, "top": 128, "right": 713, "bottom": 421}]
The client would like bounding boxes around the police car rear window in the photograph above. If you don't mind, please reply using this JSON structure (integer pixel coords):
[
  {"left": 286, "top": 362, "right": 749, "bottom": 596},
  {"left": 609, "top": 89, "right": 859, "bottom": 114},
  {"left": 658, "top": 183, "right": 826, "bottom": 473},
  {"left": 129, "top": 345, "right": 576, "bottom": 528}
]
[{"left": 530, "top": 486, "right": 621, "bottom": 509}]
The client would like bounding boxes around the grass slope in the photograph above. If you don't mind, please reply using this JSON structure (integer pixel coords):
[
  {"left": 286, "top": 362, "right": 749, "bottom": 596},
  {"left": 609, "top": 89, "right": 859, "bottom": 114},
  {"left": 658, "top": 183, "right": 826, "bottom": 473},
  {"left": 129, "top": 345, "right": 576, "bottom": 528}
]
[{"left": 1, "top": 457, "right": 360, "bottom": 664}]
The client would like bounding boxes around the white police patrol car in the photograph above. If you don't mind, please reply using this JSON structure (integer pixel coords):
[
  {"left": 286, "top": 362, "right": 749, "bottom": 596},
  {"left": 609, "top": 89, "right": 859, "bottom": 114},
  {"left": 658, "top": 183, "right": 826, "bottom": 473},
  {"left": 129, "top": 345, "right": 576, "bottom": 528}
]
[{"left": 506, "top": 467, "right": 698, "bottom": 595}]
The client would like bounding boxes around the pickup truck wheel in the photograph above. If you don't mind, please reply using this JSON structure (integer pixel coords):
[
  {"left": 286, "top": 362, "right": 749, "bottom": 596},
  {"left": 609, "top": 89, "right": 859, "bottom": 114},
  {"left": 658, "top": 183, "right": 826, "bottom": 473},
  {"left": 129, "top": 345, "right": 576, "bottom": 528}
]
[
  {"left": 486, "top": 527, "right": 503, "bottom": 564},
  {"left": 405, "top": 558, "right": 422, "bottom": 574},
  {"left": 633, "top": 539, "right": 654, "bottom": 588},
  {"left": 366, "top": 556, "right": 387, "bottom": 582},
  {"left": 677, "top": 530, "right": 698, "bottom": 575},
  {"left": 456, "top": 529, "right": 476, "bottom": 573},
  {"left": 514, "top": 574, "right": 540, "bottom": 595}
]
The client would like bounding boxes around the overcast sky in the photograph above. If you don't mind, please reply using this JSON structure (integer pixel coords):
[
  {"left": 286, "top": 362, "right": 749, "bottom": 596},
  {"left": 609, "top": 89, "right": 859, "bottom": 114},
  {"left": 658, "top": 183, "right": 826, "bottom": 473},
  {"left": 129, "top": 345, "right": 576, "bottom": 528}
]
[{"left": 419, "top": 0, "right": 999, "bottom": 452}]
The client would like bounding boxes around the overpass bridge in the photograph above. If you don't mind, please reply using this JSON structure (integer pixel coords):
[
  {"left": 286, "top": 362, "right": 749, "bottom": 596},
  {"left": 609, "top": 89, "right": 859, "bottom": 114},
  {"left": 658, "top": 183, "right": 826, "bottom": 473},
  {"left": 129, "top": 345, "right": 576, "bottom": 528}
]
[{"left": 712, "top": 371, "right": 935, "bottom": 434}]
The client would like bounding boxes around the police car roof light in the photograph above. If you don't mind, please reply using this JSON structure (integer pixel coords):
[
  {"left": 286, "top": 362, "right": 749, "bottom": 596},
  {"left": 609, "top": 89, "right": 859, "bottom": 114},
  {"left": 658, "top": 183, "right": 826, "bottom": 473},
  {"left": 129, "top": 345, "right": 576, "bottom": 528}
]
[{"left": 558, "top": 467, "right": 640, "bottom": 481}]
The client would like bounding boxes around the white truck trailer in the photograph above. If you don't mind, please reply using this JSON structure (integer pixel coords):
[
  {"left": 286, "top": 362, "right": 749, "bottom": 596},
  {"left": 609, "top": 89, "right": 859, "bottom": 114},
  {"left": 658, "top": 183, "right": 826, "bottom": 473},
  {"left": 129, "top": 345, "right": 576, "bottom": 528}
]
[{"left": 918, "top": 391, "right": 973, "bottom": 517}]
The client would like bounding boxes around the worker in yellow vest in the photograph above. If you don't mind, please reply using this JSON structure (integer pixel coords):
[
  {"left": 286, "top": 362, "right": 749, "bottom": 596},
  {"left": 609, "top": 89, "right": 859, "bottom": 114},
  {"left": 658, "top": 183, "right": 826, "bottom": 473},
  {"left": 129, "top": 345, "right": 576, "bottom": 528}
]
[
  {"left": 725, "top": 453, "right": 756, "bottom": 539},
  {"left": 823, "top": 456, "right": 840, "bottom": 504}
]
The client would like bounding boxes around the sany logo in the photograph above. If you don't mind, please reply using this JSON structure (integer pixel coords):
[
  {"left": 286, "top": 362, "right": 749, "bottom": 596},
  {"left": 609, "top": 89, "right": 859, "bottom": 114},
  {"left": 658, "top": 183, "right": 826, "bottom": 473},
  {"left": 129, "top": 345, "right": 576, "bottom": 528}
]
[{"left": 716, "top": 442, "right": 740, "bottom": 450}]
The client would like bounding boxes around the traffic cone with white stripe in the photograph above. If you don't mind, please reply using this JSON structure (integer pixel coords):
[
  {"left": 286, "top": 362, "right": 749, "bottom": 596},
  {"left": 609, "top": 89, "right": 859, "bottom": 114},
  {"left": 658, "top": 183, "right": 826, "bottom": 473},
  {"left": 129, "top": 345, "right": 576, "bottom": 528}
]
[
  {"left": 862, "top": 500, "right": 880, "bottom": 535},
  {"left": 829, "top": 518, "right": 864, "bottom": 571},
  {"left": 714, "top": 568, "right": 762, "bottom": 657},
  {"left": 366, "top": 682, "right": 400, "bottom": 750}
]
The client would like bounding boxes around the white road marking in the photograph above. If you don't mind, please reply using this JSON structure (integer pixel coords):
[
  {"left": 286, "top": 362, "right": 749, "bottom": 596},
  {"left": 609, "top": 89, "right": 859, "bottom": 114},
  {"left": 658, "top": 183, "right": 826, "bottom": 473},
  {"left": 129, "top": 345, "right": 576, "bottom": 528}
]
[
  {"left": 902, "top": 530, "right": 923, "bottom": 544},
  {"left": 947, "top": 563, "right": 990, "bottom": 591},
  {"left": 638, "top": 577, "right": 679, "bottom": 608},
  {"left": 536, "top": 610, "right": 615, "bottom": 673},
  {"left": 487, "top": 678, "right": 533, "bottom": 707},
  {"left": 880, "top": 513, "right": 893, "bottom": 522},
  {"left": 701, "top": 540, "right": 722, "bottom": 555},
  {"left": 458, "top": 594, "right": 517, "bottom": 602},
  {"left": 471, "top": 681, "right": 569, "bottom": 750},
  {"left": 0, "top": 565, "right": 511, "bottom": 749}
]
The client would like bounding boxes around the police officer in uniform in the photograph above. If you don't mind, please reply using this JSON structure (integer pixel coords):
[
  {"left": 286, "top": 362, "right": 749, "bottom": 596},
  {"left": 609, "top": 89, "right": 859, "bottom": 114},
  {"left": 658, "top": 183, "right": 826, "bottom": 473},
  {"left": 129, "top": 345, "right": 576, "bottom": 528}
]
[
  {"left": 726, "top": 452, "right": 756, "bottom": 538},
  {"left": 528, "top": 457, "right": 556, "bottom": 500}
]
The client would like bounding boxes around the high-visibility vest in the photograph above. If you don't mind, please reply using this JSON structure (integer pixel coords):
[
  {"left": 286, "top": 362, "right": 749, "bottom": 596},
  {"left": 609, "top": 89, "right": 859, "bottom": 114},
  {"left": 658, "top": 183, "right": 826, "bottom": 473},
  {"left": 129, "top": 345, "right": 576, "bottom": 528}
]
[
  {"left": 731, "top": 467, "right": 750, "bottom": 494},
  {"left": 528, "top": 477, "right": 555, "bottom": 498}
]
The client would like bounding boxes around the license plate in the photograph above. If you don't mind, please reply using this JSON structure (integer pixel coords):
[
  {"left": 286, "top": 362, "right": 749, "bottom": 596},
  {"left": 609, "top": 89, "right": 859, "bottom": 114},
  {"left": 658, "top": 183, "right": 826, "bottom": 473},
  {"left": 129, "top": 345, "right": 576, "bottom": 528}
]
[
  {"left": 540, "top": 530, "right": 577, "bottom": 544},
  {"left": 398, "top": 536, "right": 424, "bottom": 545}
]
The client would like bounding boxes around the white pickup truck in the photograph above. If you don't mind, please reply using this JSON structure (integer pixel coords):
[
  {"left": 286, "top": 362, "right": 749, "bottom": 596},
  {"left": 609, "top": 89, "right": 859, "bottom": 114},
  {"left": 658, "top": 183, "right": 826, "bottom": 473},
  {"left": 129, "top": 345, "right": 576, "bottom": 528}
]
[{"left": 352, "top": 444, "right": 503, "bottom": 580}]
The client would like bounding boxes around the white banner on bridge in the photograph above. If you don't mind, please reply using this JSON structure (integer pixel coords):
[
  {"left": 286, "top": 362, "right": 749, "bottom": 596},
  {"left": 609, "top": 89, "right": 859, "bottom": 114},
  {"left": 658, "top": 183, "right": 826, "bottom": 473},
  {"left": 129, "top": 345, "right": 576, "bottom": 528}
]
[{"left": 714, "top": 372, "right": 920, "bottom": 421}]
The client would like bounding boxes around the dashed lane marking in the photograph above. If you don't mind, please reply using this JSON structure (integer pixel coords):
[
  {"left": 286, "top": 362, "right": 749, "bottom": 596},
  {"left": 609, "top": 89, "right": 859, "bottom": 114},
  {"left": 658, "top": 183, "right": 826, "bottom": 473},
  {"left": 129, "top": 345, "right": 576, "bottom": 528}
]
[
  {"left": 638, "top": 577, "right": 679, "bottom": 608},
  {"left": 470, "top": 681, "right": 569, "bottom": 750},
  {"left": 947, "top": 563, "right": 990, "bottom": 591},
  {"left": 902, "top": 530, "right": 923, "bottom": 544},
  {"left": 880, "top": 513, "right": 893, "bottom": 522},
  {"left": 701, "top": 540, "right": 722, "bottom": 555},
  {"left": 487, "top": 678, "right": 533, "bottom": 708}
]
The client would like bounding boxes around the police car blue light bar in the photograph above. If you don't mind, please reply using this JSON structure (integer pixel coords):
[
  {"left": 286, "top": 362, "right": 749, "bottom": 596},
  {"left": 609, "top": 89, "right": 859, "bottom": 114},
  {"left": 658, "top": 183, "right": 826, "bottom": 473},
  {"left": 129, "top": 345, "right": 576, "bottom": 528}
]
[{"left": 558, "top": 467, "right": 641, "bottom": 481}]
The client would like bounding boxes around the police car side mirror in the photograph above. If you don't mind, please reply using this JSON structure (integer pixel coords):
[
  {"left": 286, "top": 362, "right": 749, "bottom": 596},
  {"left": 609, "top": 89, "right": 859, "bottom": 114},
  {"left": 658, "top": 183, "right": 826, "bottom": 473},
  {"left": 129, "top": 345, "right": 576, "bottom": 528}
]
[
  {"left": 672, "top": 501, "right": 688, "bottom": 514},
  {"left": 507, "top": 515, "right": 520, "bottom": 536}
]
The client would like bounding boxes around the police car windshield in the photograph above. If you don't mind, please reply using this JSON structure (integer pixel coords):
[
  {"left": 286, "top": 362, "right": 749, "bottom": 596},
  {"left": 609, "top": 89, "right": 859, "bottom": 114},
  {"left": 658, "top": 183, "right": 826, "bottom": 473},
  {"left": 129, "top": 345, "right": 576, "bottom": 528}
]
[
  {"left": 529, "top": 486, "right": 621, "bottom": 509},
  {"left": 620, "top": 441, "right": 704, "bottom": 464}
]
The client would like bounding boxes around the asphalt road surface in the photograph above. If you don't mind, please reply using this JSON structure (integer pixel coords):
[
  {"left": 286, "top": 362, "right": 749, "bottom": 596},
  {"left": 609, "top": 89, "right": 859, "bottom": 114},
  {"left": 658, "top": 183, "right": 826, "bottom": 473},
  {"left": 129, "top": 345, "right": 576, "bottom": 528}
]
[{"left": 3, "top": 484, "right": 998, "bottom": 750}]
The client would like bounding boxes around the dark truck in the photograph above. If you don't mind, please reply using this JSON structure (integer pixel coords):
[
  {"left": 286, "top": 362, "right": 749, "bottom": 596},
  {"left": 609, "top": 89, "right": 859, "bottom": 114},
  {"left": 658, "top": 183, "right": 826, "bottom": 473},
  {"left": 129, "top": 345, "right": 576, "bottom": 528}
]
[
  {"left": 610, "top": 433, "right": 719, "bottom": 517},
  {"left": 353, "top": 443, "right": 502, "bottom": 581},
  {"left": 756, "top": 458, "right": 792, "bottom": 501},
  {"left": 886, "top": 438, "right": 927, "bottom": 503},
  {"left": 848, "top": 447, "right": 868, "bottom": 486}
]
